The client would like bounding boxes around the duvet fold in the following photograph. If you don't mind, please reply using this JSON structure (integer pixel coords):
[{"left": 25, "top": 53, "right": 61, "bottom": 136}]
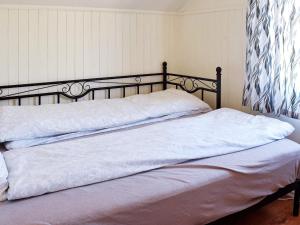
[
  {"left": 4, "top": 110, "right": 201, "bottom": 150},
  {"left": 0, "top": 89, "right": 210, "bottom": 143},
  {"left": 2, "top": 108, "right": 294, "bottom": 201}
]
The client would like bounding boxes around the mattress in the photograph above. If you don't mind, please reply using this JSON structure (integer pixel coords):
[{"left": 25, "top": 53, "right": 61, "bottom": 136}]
[{"left": 0, "top": 139, "right": 299, "bottom": 225}]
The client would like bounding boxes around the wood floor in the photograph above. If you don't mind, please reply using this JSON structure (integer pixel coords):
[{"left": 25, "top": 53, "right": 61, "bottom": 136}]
[{"left": 223, "top": 200, "right": 300, "bottom": 225}]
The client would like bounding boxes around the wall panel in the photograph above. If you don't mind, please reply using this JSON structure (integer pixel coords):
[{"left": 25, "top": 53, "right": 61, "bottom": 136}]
[
  {"left": 0, "top": 8, "right": 8, "bottom": 106},
  {"left": 176, "top": 3, "right": 246, "bottom": 109},
  {"left": 0, "top": 6, "right": 177, "bottom": 103},
  {"left": 57, "top": 10, "right": 67, "bottom": 80}
]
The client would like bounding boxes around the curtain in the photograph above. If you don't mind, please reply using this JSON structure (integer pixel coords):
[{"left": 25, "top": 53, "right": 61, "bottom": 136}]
[{"left": 243, "top": 0, "right": 300, "bottom": 119}]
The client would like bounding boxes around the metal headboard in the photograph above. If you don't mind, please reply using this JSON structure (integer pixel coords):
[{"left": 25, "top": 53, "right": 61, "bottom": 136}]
[{"left": 0, "top": 62, "right": 222, "bottom": 108}]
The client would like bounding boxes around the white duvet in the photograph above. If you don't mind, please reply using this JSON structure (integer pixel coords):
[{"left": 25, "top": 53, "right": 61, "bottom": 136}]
[
  {"left": 4, "top": 110, "right": 202, "bottom": 150},
  {"left": 0, "top": 89, "right": 210, "bottom": 143},
  {"left": 1, "top": 108, "right": 294, "bottom": 201}
]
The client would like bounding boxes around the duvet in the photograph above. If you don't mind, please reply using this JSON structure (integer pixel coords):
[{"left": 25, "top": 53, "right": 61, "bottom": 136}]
[
  {"left": 0, "top": 108, "right": 294, "bottom": 201},
  {"left": 0, "top": 89, "right": 210, "bottom": 143}
]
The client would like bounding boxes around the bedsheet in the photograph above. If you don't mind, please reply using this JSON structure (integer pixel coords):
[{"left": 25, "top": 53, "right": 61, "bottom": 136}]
[
  {"left": 0, "top": 139, "right": 299, "bottom": 225},
  {"left": 2, "top": 108, "right": 294, "bottom": 201}
]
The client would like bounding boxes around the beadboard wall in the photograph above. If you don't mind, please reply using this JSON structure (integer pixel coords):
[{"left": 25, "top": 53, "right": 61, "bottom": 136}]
[
  {"left": 175, "top": 0, "right": 247, "bottom": 110},
  {"left": 0, "top": 5, "right": 178, "bottom": 104}
]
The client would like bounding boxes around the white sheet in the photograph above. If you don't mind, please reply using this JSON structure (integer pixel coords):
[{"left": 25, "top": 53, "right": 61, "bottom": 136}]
[
  {"left": 4, "top": 110, "right": 203, "bottom": 150},
  {"left": 2, "top": 108, "right": 294, "bottom": 201},
  {"left": 1, "top": 139, "right": 300, "bottom": 225},
  {"left": 0, "top": 89, "right": 211, "bottom": 142}
]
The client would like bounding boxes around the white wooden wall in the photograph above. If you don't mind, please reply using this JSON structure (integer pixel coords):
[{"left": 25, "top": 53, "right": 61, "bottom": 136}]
[
  {"left": 0, "top": 6, "right": 177, "bottom": 99},
  {"left": 175, "top": 0, "right": 247, "bottom": 109}
]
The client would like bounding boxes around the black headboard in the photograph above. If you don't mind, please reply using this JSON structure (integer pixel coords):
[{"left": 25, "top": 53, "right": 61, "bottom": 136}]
[{"left": 0, "top": 62, "right": 222, "bottom": 108}]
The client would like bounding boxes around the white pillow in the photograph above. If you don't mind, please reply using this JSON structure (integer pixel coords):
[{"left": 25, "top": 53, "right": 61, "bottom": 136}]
[
  {"left": 127, "top": 89, "right": 211, "bottom": 117},
  {"left": 0, "top": 89, "right": 210, "bottom": 142}
]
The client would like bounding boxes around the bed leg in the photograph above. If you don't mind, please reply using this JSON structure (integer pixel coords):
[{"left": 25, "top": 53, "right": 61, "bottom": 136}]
[{"left": 293, "top": 179, "right": 300, "bottom": 216}]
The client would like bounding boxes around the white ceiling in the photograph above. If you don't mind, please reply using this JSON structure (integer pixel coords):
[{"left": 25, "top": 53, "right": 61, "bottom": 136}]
[{"left": 0, "top": 0, "right": 189, "bottom": 11}]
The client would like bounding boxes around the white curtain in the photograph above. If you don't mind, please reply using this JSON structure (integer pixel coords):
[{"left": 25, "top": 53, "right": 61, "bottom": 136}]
[{"left": 243, "top": 0, "right": 300, "bottom": 119}]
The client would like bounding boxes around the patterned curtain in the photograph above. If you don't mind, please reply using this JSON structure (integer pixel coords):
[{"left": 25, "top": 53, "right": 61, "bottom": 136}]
[{"left": 243, "top": 0, "right": 300, "bottom": 119}]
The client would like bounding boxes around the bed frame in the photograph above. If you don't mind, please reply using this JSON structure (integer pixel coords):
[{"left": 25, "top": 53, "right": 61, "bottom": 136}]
[
  {"left": 0, "top": 62, "right": 299, "bottom": 223},
  {"left": 0, "top": 62, "right": 222, "bottom": 108}
]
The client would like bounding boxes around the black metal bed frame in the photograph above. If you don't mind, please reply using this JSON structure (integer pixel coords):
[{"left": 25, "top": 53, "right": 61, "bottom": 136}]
[
  {"left": 0, "top": 62, "right": 222, "bottom": 108},
  {"left": 0, "top": 61, "right": 299, "bottom": 223}
]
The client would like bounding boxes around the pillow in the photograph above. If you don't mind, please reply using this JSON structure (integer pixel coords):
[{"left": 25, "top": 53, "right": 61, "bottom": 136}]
[
  {"left": 4, "top": 109, "right": 205, "bottom": 150},
  {"left": 126, "top": 89, "right": 211, "bottom": 117},
  {"left": 0, "top": 89, "right": 210, "bottom": 142}
]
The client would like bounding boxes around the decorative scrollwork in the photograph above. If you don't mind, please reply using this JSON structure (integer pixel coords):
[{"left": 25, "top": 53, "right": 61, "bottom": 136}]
[
  {"left": 168, "top": 76, "right": 217, "bottom": 93},
  {"left": 61, "top": 82, "right": 90, "bottom": 98},
  {"left": 61, "top": 83, "right": 70, "bottom": 94},
  {"left": 0, "top": 75, "right": 146, "bottom": 101},
  {"left": 135, "top": 76, "right": 142, "bottom": 83},
  {"left": 179, "top": 78, "right": 201, "bottom": 93},
  {"left": 59, "top": 77, "right": 143, "bottom": 99},
  {"left": 211, "top": 81, "right": 217, "bottom": 88},
  {"left": 83, "top": 81, "right": 91, "bottom": 91}
]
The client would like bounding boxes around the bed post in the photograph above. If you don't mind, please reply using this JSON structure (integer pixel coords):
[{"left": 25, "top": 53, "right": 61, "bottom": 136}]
[
  {"left": 216, "top": 67, "right": 222, "bottom": 109},
  {"left": 163, "top": 62, "right": 168, "bottom": 90},
  {"left": 293, "top": 179, "right": 300, "bottom": 216}
]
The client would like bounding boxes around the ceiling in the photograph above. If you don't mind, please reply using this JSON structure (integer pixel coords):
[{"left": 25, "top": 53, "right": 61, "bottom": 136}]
[{"left": 0, "top": 0, "right": 189, "bottom": 11}]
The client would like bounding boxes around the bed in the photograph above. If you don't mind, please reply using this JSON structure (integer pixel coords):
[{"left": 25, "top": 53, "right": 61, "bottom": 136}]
[{"left": 0, "top": 62, "right": 299, "bottom": 225}]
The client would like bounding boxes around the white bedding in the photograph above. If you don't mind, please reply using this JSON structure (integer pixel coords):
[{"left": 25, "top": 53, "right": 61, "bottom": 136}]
[
  {"left": 2, "top": 108, "right": 294, "bottom": 201},
  {"left": 0, "top": 89, "right": 211, "bottom": 143},
  {"left": 4, "top": 110, "right": 203, "bottom": 150},
  {"left": 1, "top": 139, "right": 300, "bottom": 225}
]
